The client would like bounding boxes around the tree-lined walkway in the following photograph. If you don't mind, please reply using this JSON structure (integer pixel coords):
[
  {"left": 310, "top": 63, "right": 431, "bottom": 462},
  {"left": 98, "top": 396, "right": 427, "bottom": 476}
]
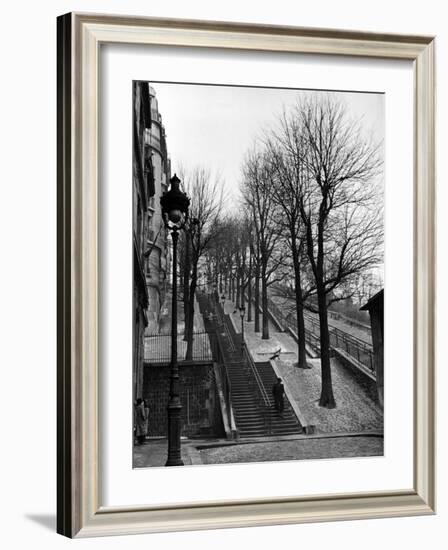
[{"left": 224, "top": 300, "right": 383, "bottom": 434}]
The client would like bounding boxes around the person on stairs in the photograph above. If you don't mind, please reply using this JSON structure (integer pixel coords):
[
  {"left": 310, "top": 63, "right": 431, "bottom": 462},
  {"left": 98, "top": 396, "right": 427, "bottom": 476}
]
[{"left": 273, "top": 378, "right": 285, "bottom": 418}]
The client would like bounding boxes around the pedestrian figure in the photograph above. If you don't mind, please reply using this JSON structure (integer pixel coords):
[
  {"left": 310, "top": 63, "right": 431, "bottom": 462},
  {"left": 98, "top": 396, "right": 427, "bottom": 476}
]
[
  {"left": 143, "top": 400, "right": 150, "bottom": 441},
  {"left": 135, "top": 398, "right": 148, "bottom": 445},
  {"left": 272, "top": 377, "right": 285, "bottom": 417}
]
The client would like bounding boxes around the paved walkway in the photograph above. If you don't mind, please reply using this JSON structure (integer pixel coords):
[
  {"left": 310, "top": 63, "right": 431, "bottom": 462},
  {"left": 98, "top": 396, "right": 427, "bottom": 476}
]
[
  {"left": 223, "top": 300, "right": 383, "bottom": 434},
  {"left": 133, "top": 438, "right": 203, "bottom": 468},
  {"left": 201, "top": 435, "right": 383, "bottom": 464},
  {"left": 133, "top": 432, "right": 383, "bottom": 468}
]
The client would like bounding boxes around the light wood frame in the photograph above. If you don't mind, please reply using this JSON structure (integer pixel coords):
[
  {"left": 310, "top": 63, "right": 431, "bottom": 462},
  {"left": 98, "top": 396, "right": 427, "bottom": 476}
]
[{"left": 57, "top": 12, "right": 436, "bottom": 538}]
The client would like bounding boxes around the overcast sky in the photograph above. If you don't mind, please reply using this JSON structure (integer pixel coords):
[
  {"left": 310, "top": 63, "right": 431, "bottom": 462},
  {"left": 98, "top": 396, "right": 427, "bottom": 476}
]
[{"left": 149, "top": 82, "right": 384, "bottom": 210}]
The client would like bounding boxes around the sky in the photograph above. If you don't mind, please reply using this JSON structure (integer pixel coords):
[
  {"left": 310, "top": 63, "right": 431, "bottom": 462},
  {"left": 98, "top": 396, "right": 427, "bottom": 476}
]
[{"left": 149, "top": 81, "right": 384, "bottom": 210}]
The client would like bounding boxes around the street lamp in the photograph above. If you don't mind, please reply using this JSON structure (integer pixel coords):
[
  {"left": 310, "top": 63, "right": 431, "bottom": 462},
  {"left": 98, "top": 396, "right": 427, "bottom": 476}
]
[
  {"left": 160, "top": 174, "right": 190, "bottom": 467},
  {"left": 239, "top": 305, "right": 246, "bottom": 356},
  {"left": 220, "top": 294, "right": 226, "bottom": 325}
]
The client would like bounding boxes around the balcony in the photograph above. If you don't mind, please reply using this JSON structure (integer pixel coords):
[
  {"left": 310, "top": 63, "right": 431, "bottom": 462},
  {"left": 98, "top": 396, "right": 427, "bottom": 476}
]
[{"left": 149, "top": 134, "right": 162, "bottom": 153}]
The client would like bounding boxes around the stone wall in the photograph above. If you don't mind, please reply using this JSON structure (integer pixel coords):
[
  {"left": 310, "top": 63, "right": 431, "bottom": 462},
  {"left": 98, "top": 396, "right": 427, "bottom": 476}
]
[{"left": 142, "top": 361, "right": 224, "bottom": 438}]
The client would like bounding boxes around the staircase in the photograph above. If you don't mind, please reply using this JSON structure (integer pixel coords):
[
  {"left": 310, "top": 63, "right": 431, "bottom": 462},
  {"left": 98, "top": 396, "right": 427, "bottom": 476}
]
[
  {"left": 225, "top": 362, "right": 269, "bottom": 437},
  {"left": 215, "top": 309, "right": 269, "bottom": 437},
  {"left": 197, "top": 291, "right": 302, "bottom": 438},
  {"left": 254, "top": 361, "right": 303, "bottom": 436}
]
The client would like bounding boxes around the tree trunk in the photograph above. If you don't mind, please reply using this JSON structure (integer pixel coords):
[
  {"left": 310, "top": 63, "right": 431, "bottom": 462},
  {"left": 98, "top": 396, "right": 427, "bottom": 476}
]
[
  {"left": 182, "top": 235, "right": 191, "bottom": 341},
  {"left": 261, "top": 265, "right": 269, "bottom": 340},
  {"left": 291, "top": 239, "right": 307, "bottom": 369},
  {"left": 241, "top": 253, "right": 246, "bottom": 311},
  {"left": 236, "top": 274, "right": 240, "bottom": 309},
  {"left": 317, "top": 281, "right": 336, "bottom": 408},
  {"left": 254, "top": 261, "right": 260, "bottom": 333},
  {"left": 247, "top": 253, "right": 252, "bottom": 322},
  {"left": 185, "top": 262, "right": 198, "bottom": 361}
]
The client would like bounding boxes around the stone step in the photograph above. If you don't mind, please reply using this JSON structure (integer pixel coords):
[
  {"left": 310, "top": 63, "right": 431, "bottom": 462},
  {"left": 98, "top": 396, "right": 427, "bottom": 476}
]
[
  {"left": 238, "top": 430, "right": 269, "bottom": 437},
  {"left": 232, "top": 405, "right": 259, "bottom": 411},
  {"left": 235, "top": 418, "right": 265, "bottom": 425},
  {"left": 232, "top": 398, "right": 258, "bottom": 403},
  {"left": 234, "top": 414, "right": 265, "bottom": 422},
  {"left": 231, "top": 396, "right": 257, "bottom": 401}
]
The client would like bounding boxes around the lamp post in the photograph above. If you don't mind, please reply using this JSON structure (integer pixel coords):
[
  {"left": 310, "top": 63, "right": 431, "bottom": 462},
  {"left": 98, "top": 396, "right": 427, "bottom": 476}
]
[
  {"left": 239, "top": 305, "right": 246, "bottom": 356},
  {"left": 220, "top": 294, "right": 226, "bottom": 325},
  {"left": 160, "top": 174, "right": 190, "bottom": 467}
]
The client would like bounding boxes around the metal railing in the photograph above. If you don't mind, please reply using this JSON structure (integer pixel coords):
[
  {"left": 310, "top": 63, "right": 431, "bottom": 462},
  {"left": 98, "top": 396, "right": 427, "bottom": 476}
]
[
  {"left": 207, "top": 290, "right": 271, "bottom": 435},
  {"left": 196, "top": 291, "right": 236, "bottom": 433},
  {"left": 303, "top": 312, "right": 375, "bottom": 373},
  {"left": 267, "top": 299, "right": 297, "bottom": 333},
  {"left": 144, "top": 331, "right": 216, "bottom": 363},
  {"left": 242, "top": 343, "right": 272, "bottom": 435},
  {"left": 214, "top": 327, "right": 235, "bottom": 426},
  {"left": 327, "top": 309, "right": 371, "bottom": 332},
  {"left": 265, "top": 295, "right": 375, "bottom": 374}
]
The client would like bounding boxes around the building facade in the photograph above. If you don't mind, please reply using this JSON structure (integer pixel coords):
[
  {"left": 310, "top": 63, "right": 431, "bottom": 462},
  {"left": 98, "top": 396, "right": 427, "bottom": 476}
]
[
  {"left": 133, "top": 82, "right": 171, "bottom": 401},
  {"left": 144, "top": 86, "right": 171, "bottom": 333},
  {"left": 133, "top": 81, "right": 153, "bottom": 400},
  {"left": 360, "top": 289, "right": 384, "bottom": 407}
]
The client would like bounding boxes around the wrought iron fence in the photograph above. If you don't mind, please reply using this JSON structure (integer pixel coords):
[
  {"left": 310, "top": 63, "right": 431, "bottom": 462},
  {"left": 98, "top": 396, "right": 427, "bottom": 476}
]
[
  {"left": 214, "top": 329, "right": 234, "bottom": 427},
  {"left": 303, "top": 312, "right": 375, "bottom": 373},
  {"left": 144, "top": 331, "right": 216, "bottom": 363},
  {"left": 266, "top": 296, "right": 374, "bottom": 374},
  {"left": 198, "top": 290, "right": 236, "bottom": 432}
]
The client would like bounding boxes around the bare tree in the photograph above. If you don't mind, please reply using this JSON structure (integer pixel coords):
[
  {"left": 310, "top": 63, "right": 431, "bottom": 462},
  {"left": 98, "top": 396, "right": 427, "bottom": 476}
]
[
  {"left": 241, "top": 150, "right": 286, "bottom": 339},
  {"left": 183, "top": 167, "right": 224, "bottom": 360},
  {"left": 264, "top": 122, "right": 314, "bottom": 369},
  {"left": 295, "top": 95, "right": 383, "bottom": 408}
]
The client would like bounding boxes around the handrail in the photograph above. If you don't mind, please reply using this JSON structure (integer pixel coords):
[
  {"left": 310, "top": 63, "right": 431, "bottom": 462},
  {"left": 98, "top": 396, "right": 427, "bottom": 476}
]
[
  {"left": 200, "top": 292, "right": 237, "bottom": 435},
  {"left": 303, "top": 311, "right": 372, "bottom": 350},
  {"left": 303, "top": 311, "right": 375, "bottom": 373},
  {"left": 209, "top": 290, "right": 272, "bottom": 435},
  {"left": 263, "top": 294, "right": 375, "bottom": 374},
  {"left": 242, "top": 343, "right": 272, "bottom": 435},
  {"left": 243, "top": 344, "right": 270, "bottom": 405}
]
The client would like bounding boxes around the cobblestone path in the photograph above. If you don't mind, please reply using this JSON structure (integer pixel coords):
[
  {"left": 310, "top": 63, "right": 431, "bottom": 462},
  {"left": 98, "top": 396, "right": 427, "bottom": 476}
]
[{"left": 200, "top": 435, "right": 383, "bottom": 465}]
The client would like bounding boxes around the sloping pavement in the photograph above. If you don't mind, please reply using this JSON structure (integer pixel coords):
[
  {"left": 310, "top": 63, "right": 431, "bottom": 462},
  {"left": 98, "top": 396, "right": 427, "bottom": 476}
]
[{"left": 224, "top": 301, "right": 383, "bottom": 434}]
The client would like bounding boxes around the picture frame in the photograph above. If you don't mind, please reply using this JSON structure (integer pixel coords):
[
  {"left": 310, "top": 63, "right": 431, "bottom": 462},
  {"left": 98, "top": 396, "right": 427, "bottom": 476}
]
[{"left": 57, "top": 12, "right": 436, "bottom": 538}]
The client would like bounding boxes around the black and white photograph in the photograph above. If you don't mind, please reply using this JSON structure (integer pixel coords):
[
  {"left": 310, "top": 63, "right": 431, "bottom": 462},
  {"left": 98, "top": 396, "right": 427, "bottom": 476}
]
[
  {"left": 132, "top": 80, "right": 384, "bottom": 468},
  {"left": 1, "top": 0, "right": 442, "bottom": 544}
]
